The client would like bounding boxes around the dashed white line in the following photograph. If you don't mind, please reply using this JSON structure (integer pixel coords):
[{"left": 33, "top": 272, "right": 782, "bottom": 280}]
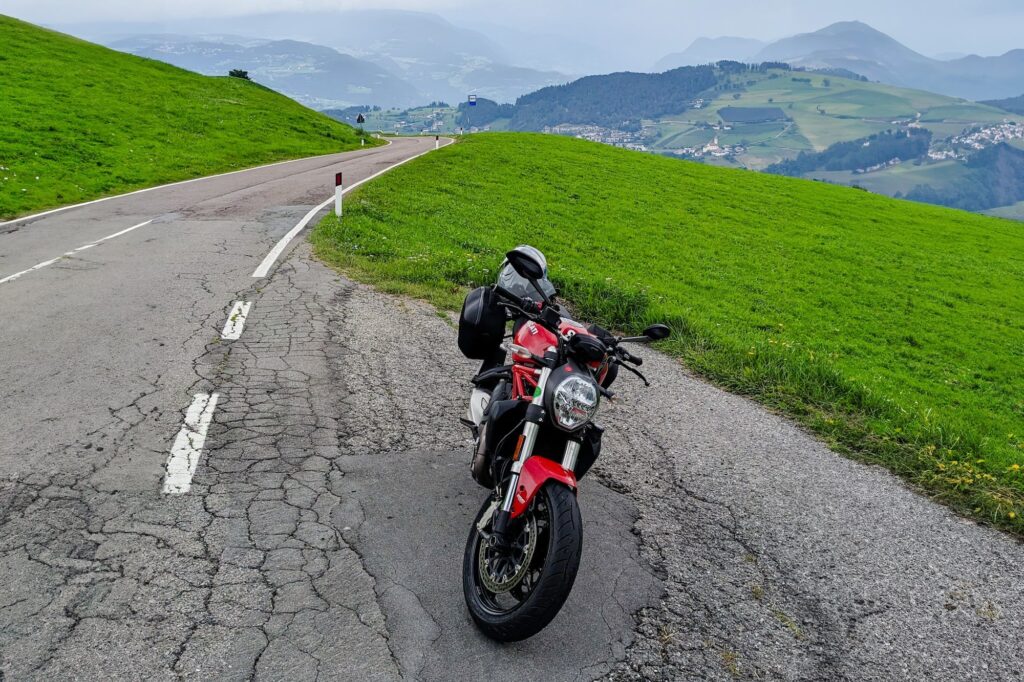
[
  {"left": 0, "top": 219, "right": 153, "bottom": 286},
  {"left": 162, "top": 393, "right": 220, "bottom": 495},
  {"left": 221, "top": 301, "right": 252, "bottom": 340},
  {"left": 251, "top": 137, "right": 452, "bottom": 278}
]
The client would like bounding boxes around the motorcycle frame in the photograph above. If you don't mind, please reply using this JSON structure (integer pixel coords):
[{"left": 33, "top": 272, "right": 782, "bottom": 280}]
[{"left": 510, "top": 363, "right": 541, "bottom": 401}]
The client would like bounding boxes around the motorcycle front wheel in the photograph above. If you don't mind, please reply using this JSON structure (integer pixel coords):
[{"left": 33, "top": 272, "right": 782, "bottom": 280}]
[{"left": 463, "top": 481, "right": 582, "bottom": 641}]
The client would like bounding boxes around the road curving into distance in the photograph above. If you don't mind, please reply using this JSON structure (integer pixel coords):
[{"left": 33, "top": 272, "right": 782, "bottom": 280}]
[{"left": 2, "top": 134, "right": 1024, "bottom": 680}]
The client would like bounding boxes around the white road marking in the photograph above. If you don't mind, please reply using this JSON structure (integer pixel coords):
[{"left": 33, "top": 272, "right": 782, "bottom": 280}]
[
  {"left": 0, "top": 219, "right": 153, "bottom": 286},
  {"left": 0, "top": 141, "right": 392, "bottom": 229},
  {"left": 0, "top": 257, "right": 61, "bottom": 284},
  {"left": 96, "top": 219, "right": 153, "bottom": 242},
  {"left": 162, "top": 393, "right": 220, "bottom": 494},
  {"left": 221, "top": 301, "right": 252, "bottom": 340},
  {"left": 251, "top": 137, "right": 452, "bottom": 278}
]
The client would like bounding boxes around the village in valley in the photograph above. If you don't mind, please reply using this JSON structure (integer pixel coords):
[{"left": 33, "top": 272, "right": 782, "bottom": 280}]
[{"left": 931, "top": 120, "right": 1024, "bottom": 160}]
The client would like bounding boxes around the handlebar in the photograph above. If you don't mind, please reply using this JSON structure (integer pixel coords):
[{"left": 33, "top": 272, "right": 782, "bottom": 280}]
[{"left": 618, "top": 348, "right": 643, "bottom": 366}]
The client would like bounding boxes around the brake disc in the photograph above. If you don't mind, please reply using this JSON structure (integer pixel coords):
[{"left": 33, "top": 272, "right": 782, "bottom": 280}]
[{"left": 478, "top": 514, "right": 538, "bottom": 594}]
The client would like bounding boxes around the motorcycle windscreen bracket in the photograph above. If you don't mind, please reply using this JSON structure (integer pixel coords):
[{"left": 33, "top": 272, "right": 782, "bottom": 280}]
[{"left": 510, "top": 456, "right": 577, "bottom": 518}]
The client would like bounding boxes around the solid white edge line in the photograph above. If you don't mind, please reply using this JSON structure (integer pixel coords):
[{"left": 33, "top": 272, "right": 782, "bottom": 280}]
[
  {"left": 221, "top": 301, "right": 252, "bottom": 340},
  {"left": 251, "top": 137, "right": 452, "bottom": 278},
  {"left": 162, "top": 393, "right": 220, "bottom": 495},
  {"left": 251, "top": 199, "right": 333, "bottom": 279},
  {"left": 0, "top": 139, "right": 394, "bottom": 229},
  {"left": 0, "top": 219, "right": 155, "bottom": 286}
]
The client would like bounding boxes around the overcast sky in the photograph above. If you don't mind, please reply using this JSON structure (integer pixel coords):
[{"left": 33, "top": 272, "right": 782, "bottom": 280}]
[{"left": 7, "top": 0, "right": 1024, "bottom": 68}]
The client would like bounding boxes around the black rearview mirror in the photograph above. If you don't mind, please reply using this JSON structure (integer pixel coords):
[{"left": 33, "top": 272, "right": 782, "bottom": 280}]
[
  {"left": 505, "top": 249, "right": 545, "bottom": 282},
  {"left": 643, "top": 324, "right": 671, "bottom": 341}
]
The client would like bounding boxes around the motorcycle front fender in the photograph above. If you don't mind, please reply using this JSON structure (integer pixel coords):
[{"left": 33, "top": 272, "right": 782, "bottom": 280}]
[{"left": 510, "top": 456, "right": 577, "bottom": 519}]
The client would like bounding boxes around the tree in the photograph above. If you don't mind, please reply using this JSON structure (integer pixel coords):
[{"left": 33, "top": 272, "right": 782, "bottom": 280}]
[{"left": 229, "top": 69, "right": 250, "bottom": 80}]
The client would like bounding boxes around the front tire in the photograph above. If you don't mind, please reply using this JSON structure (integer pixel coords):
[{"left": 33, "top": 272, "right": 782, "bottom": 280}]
[{"left": 463, "top": 482, "right": 583, "bottom": 641}]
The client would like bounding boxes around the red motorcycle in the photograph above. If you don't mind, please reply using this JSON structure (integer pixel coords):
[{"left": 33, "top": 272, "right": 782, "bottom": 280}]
[{"left": 457, "top": 247, "right": 670, "bottom": 641}]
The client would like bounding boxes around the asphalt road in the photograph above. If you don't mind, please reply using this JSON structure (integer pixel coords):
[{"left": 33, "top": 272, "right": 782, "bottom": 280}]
[{"left": 3, "top": 137, "right": 1024, "bottom": 680}]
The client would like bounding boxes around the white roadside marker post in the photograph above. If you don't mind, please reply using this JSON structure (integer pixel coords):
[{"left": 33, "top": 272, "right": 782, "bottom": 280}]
[
  {"left": 361, "top": 138, "right": 365, "bottom": 147},
  {"left": 435, "top": 135, "right": 440, "bottom": 150},
  {"left": 334, "top": 172, "right": 343, "bottom": 218}
]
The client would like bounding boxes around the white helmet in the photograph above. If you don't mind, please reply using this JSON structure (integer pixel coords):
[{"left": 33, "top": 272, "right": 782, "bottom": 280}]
[{"left": 496, "top": 245, "right": 556, "bottom": 302}]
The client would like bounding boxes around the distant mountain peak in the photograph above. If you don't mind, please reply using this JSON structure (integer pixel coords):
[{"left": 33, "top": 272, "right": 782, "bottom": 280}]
[
  {"left": 820, "top": 20, "right": 881, "bottom": 32},
  {"left": 750, "top": 20, "right": 1024, "bottom": 100},
  {"left": 653, "top": 36, "right": 765, "bottom": 71}
]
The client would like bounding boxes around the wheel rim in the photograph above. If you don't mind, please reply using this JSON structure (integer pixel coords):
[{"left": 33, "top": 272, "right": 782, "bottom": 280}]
[{"left": 472, "top": 494, "right": 551, "bottom": 614}]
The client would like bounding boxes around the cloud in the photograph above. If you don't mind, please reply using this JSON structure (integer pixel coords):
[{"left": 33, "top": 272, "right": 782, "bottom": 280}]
[
  {"left": 5, "top": 0, "right": 476, "bottom": 23},
  {"left": 8, "top": 0, "right": 1024, "bottom": 66}
]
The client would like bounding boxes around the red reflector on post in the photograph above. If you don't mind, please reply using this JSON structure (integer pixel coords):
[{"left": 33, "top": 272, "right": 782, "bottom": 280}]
[{"left": 335, "top": 172, "right": 343, "bottom": 187}]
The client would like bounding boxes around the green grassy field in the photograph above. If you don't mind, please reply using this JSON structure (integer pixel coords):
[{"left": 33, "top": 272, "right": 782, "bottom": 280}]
[
  {"left": 313, "top": 133, "right": 1024, "bottom": 533},
  {"left": 0, "top": 16, "right": 376, "bottom": 219}
]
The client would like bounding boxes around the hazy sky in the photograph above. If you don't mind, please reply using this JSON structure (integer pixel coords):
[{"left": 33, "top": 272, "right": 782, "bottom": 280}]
[{"left": 7, "top": 0, "right": 1024, "bottom": 68}]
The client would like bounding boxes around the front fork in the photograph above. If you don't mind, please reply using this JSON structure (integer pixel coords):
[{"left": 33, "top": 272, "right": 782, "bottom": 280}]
[{"left": 490, "top": 366, "right": 581, "bottom": 544}]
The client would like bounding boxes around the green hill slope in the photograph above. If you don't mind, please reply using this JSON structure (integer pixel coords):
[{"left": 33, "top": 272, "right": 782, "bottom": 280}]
[
  {"left": 0, "top": 16, "right": 375, "bottom": 219},
  {"left": 314, "top": 133, "right": 1024, "bottom": 532},
  {"left": 648, "top": 68, "right": 1011, "bottom": 166}
]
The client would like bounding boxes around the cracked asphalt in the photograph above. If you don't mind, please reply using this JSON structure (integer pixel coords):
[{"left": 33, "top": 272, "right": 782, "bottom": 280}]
[{"left": 3, "top": 137, "right": 1024, "bottom": 680}]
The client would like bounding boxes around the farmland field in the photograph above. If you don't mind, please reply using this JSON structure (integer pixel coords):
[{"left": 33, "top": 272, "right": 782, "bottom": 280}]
[
  {"left": 648, "top": 69, "right": 1015, "bottom": 162},
  {"left": 811, "top": 160, "right": 970, "bottom": 196}
]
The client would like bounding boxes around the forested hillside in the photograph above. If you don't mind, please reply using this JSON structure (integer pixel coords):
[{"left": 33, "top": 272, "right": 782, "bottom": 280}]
[
  {"left": 981, "top": 94, "right": 1024, "bottom": 116},
  {"left": 906, "top": 144, "right": 1024, "bottom": 211},
  {"left": 766, "top": 129, "right": 933, "bottom": 176},
  {"left": 509, "top": 66, "right": 718, "bottom": 131}
]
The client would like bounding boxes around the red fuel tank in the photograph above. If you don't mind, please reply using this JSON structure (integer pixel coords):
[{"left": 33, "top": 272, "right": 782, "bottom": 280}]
[{"left": 512, "top": 319, "right": 598, "bottom": 365}]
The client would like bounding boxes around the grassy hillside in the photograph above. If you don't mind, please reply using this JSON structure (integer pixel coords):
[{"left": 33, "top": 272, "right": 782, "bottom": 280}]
[
  {"left": 0, "top": 16, "right": 376, "bottom": 220},
  {"left": 313, "top": 133, "right": 1024, "bottom": 533},
  {"left": 649, "top": 69, "right": 1011, "bottom": 168}
]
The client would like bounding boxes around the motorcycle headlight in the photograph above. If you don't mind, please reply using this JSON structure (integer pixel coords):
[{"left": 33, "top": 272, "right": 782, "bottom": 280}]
[{"left": 550, "top": 375, "right": 599, "bottom": 432}]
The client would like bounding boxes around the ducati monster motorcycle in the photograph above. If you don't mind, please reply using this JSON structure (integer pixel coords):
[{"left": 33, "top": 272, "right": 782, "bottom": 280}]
[{"left": 457, "top": 247, "right": 670, "bottom": 641}]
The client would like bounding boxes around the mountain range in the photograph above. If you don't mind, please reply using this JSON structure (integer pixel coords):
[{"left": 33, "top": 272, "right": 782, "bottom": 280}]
[
  {"left": 56, "top": 14, "right": 1024, "bottom": 109},
  {"left": 658, "top": 22, "right": 1024, "bottom": 101},
  {"left": 59, "top": 10, "right": 572, "bottom": 106},
  {"left": 109, "top": 35, "right": 420, "bottom": 109}
]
